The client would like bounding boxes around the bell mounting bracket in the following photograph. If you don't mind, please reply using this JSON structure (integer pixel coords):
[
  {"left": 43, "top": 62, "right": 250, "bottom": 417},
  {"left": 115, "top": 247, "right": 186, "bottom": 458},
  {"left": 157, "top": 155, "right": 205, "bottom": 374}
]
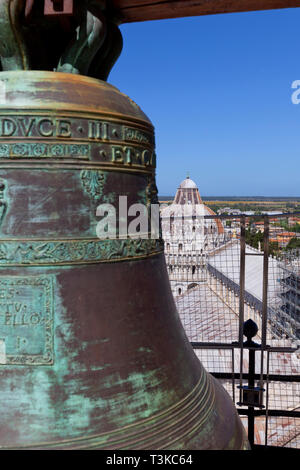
[{"left": 44, "top": 0, "right": 74, "bottom": 16}]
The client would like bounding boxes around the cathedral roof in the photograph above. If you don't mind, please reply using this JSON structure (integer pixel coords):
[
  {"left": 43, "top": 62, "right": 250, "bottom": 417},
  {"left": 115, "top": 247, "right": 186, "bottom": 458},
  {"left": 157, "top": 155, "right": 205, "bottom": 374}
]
[{"left": 174, "top": 176, "right": 203, "bottom": 205}]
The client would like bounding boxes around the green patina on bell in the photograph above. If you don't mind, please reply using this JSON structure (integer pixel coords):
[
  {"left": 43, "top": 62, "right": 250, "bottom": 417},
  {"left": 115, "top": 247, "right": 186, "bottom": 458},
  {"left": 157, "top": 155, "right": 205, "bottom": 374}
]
[{"left": 0, "top": 0, "right": 248, "bottom": 449}]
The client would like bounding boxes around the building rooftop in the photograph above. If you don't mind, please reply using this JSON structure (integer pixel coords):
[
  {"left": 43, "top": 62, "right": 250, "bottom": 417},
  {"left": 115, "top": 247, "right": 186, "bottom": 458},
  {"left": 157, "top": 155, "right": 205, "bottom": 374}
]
[
  {"left": 208, "top": 240, "right": 281, "bottom": 307},
  {"left": 175, "top": 283, "right": 300, "bottom": 447}
]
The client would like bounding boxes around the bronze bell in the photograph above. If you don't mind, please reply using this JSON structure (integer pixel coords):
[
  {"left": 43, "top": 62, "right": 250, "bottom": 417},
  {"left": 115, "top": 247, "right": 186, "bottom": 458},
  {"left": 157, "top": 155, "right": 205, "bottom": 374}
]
[{"left": 0, "top": 1, "right": 248, "bottom": 449}]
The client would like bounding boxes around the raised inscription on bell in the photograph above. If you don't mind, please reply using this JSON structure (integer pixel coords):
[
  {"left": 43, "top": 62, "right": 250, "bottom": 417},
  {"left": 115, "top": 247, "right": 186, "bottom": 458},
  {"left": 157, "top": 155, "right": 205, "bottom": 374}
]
[
  {"left": 0, "top": 115, "right": 156, "bottom": 169},
  {"left": 0, "top": 276, "right": 54, "bottom": 365},
  {"left": 0, "top": 142, "right": 90, "bottom": 158},
  {"left": 123, "top": 127, "right": 153, "bottom": 145},
  {"left": 0, "top": 116, "right": 152, "bottom": 144}
]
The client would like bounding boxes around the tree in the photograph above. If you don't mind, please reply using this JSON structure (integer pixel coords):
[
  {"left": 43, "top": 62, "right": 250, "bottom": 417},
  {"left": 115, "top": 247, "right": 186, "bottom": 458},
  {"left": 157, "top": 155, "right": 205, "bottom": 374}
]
[{"left": 286, "top": 238, "right": 300, "bottom": 250}]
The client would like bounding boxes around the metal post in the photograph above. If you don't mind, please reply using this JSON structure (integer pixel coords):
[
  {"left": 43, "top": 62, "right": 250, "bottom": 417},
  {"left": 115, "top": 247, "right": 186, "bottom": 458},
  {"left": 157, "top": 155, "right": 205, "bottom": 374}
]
[
  {"left": 239, "top": 217, "right": 246, "bottom": 402},
  {"left": 232, "top": 346, "right": 235, "bottom": 404},
  {"left": 239, "top": 319, "right": 264, "bottom": 449},
  {"left": 262, "top": 216, "right": 269, "bottom": 349},
  {"left": 248, "top": 347, "right": 256, "bottom": 448},
  {"left": 259, "top": 216, "right": 269, "bottom": 403},
  {"left": 265, "top": 350, "right": 270, "bottom": 447},
  {"left": 239, "top": 217, "right": 246, "bottom": 343}
]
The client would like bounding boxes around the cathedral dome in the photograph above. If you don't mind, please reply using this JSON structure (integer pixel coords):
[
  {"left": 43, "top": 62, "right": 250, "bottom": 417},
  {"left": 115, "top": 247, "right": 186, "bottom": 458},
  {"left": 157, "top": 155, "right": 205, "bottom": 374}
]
[
  {"left": 179, "top": 177, "right": 197, "bottom": 189},
  {"left": 161, "top": 176, "right": 224, "bottom": 235},
  {"left": 173, "top": 176, "right": 203, "bottom": 205}
]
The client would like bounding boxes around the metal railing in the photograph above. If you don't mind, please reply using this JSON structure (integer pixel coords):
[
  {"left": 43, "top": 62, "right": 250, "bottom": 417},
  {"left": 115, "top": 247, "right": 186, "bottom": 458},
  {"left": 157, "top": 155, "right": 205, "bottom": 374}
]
[{"left": 162, "top": 211, "right": 300, "bottom": 448}]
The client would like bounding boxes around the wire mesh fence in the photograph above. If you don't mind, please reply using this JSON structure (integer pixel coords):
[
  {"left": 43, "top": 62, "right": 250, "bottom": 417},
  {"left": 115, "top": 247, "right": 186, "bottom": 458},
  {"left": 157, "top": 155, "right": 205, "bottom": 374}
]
[
  {"left": 239, "top": 415, "right": 300, "bottom": 448},
  {"left": 163, "top": 213, "right": 300, "bottom": 347},
  {"left": 161, "top": 209, "right": 300, "bottom": 448}
]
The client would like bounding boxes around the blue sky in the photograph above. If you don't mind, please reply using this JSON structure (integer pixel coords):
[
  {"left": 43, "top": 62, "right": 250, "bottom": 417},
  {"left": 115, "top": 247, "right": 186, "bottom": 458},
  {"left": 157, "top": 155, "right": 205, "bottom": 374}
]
[{"left": 109, "top": 8, "right": 300, "bottom": 197}]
